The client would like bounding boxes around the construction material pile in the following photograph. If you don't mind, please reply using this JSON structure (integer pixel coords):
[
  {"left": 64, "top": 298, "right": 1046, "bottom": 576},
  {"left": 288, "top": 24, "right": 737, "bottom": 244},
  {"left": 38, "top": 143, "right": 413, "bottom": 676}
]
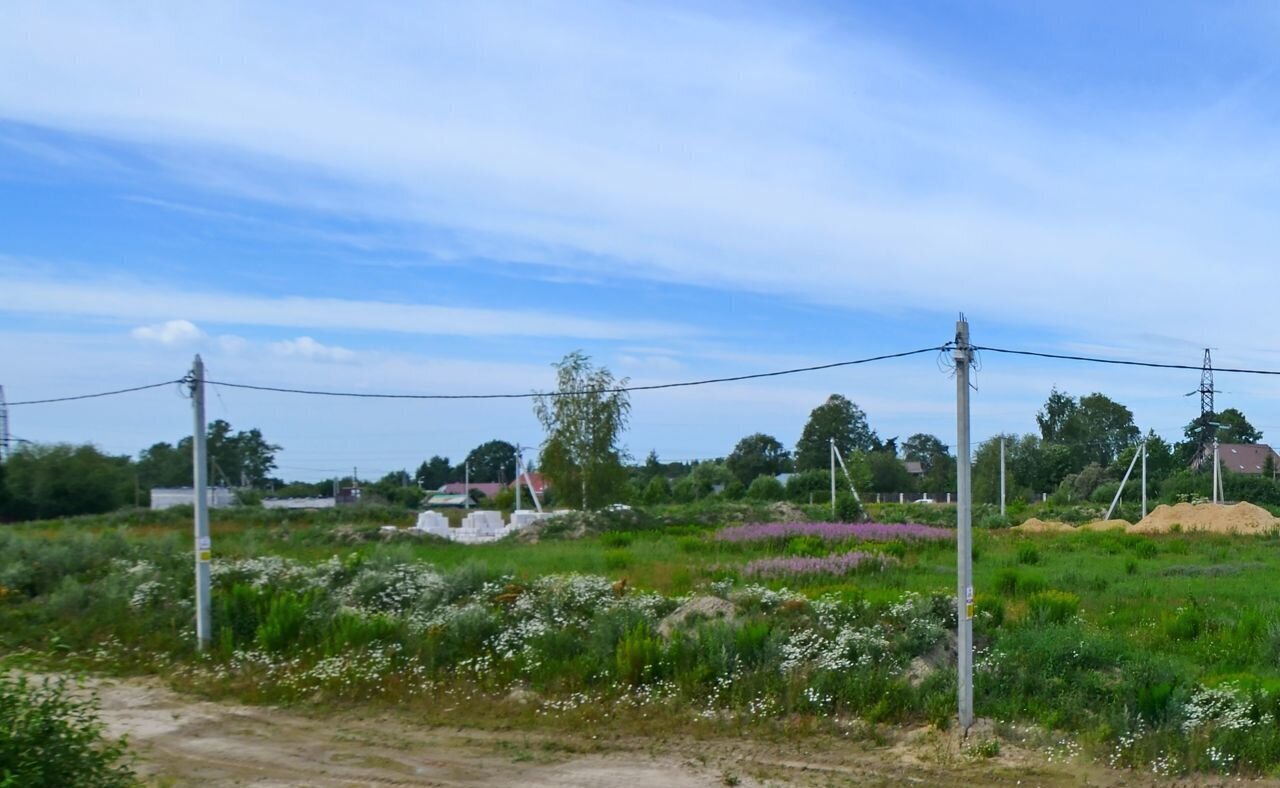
[
  {"left": 1127, "top": 502, "right": 1280, "bottom": 535},
  {"left": 1079, "top": 519, "right": 1130, "bottom": 531},
  {"left": 1011, "top": 517, "right": 1074, "bottom": 533}
]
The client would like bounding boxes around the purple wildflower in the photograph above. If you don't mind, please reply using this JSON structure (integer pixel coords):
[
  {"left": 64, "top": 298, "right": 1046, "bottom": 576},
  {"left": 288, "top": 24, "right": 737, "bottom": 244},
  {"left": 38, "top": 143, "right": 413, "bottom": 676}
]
[
  {"left": 740, "top": 551, "right": 896, "bottom": 579},
  {"left": 715, "top": 522, "right": 953, "bottom": 543}
]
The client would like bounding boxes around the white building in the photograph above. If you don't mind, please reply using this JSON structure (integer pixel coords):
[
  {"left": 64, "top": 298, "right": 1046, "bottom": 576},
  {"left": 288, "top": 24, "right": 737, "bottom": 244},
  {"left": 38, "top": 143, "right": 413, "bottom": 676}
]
[{"left": 149, "top": 487, "right": 237, "bottom": 510}]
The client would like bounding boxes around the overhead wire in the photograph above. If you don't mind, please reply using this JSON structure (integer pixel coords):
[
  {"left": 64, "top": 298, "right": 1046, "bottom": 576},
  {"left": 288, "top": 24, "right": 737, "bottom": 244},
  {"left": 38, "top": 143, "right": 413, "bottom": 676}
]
[
  {"left": 7, "top": 343, "right": 1280, "bottom": 408},
  {"left": 202, "top": 346, "right": 947, "bottom": 400},
  {"left": 7, "top": 379, "right": 185, "bottom": 406},
  {"left": 971, "top": 346, "right": 1280, "bottom": 376}
]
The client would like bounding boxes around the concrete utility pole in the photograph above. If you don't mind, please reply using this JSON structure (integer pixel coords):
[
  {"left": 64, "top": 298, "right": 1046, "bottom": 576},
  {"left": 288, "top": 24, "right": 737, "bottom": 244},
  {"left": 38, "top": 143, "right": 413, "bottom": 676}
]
[
  {"left": 190, "top": 356, "right": 212, "bottom": 651},
  {"left": 1141, "top": 442, "right": 1148, "bottom": 519},
  {"left": 515, "top": 451, "right": 523, "bottom": 511},
  {"left": 830, "top": 438, "right": 837, "bottom": 518},
  {"left": 1212, "top": 438, "right": 1220, "bottom": 504},
  {"left": 0, "top": 384, "right": 9, "bottom": 462},
  {"left": 953, "top": 316, "right": 974, "bottom": 732},
  {"left": 999, "top": 438, "right": 1006, "bottom": 517},
  {"left": 464, "top": 461, "right": 471, "bottom": 510}
]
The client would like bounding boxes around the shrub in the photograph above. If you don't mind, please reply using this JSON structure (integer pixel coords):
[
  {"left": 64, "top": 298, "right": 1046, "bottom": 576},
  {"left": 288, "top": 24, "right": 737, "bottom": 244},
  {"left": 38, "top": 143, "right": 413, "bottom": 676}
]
[
  {"left": 1132, "top": 540, "right": 1158, "bottom": 559},
  {"left": 834, "top": 492, "right": 863, "bottom": 522},
  {"left": 1025, "top": 590, "right": 1080, "bottom": 625},
  {"left": 721, "top": 480, "right": 746, "bottom": 501},
  {"left": 600, "top": 532, "right": 633, "bottom": 549},
  {"left": 603, "top": 549, "right": 631, "bottom": 571},
  {"left": 0, "top": 674, "right": 136, "bottom": 787},
  {"left": 615, "top": 623, "right": 663, "bottom": 685},
  {"left": 1165, "top": 604, "right": 1205, "bottom": 641},
  {"left": 256, "top": 591, "right": 315, "bottom": 653},
  {"left": 746, "top": 475, "right": 785, "bottom": 502},
  {"left": 1015, "top": 544, "right": 1041, "bottom": 565},
  {"left": 993, "top": 568, "right": 1047, "bottom": 598}
]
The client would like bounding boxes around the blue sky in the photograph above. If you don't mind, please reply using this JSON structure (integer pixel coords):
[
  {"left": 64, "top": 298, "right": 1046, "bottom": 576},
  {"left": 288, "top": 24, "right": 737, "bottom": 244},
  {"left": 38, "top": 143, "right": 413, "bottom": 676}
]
[{"left": 2, "top": 1, "right": 1279, "bottom": 481}]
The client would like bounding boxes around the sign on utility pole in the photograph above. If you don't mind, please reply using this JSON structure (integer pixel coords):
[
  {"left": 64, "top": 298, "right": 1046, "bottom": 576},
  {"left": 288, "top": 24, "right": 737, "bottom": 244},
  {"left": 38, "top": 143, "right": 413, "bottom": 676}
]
[
  {"left": 190, "top": 355, "right": 212, "bottom": 651},
  {"left": 954, "top": 317, "right": 974, "bottom": 731}
]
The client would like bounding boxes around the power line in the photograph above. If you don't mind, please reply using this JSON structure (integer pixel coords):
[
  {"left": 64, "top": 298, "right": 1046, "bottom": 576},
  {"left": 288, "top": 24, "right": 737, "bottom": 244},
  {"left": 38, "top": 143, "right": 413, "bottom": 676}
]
[
  {"left": 7, "top": 380, "right": 185, "bottom": 407},
  {"left": 203, "top": 347, "right": 946, "bottom": 400},
  {"left": 971, "top": 346, "right": 1280, "bottom": 376}
]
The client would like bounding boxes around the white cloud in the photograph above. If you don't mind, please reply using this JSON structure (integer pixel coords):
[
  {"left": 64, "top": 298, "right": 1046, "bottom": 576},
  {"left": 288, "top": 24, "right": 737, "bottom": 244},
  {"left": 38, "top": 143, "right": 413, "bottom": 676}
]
[
  {"left": 269, "top": 336, "right": 355, "bottom": 362},
  {"left": 0, "top": 274, "right": 691, "bottom": 341},
  {"left": 0, "top": 3, "right": 1276, "bottom": 350},
  {"left": 129, "top": 319, "right": 204, "bottom": 345}
]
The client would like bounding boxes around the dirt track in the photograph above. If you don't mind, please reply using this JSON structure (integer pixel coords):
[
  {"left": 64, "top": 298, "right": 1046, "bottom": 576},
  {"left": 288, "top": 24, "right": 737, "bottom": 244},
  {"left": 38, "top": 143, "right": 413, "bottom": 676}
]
[{"left": 70, "top": 675, "right": 1275, "bottom": 787}]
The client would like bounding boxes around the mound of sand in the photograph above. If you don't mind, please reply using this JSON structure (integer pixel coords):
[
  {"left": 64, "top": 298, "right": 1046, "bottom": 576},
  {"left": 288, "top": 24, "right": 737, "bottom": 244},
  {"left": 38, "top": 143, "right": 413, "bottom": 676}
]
[
  {"left": 1079, "top": 519, "right": 1130, "bottom": 532},
  {"left": 1011, "top": 517, "right": 1074, "bottom": 533},
  {"left": 1128, "top": 502, "right": 1280, "bottom": 535}
]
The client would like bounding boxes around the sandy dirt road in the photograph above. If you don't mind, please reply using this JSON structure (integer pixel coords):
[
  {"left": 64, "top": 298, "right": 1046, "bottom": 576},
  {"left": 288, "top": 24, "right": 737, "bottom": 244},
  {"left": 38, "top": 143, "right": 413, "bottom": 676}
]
[{"left": 66, "top": 674, "right": 1274, "bottom": 787}]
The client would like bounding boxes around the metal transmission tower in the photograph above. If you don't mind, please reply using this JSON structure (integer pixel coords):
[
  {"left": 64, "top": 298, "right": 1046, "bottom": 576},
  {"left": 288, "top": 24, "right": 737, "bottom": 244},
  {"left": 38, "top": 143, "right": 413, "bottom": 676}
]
[
  {"left": 1187, "top": 349, "right": 1220, "bottom": 470},
  {"left": 0, "top": 385, "right": 9, "bottom": 461},
  {"left": 1195, "top": 348, "right": 1216, "bottom": 418}
]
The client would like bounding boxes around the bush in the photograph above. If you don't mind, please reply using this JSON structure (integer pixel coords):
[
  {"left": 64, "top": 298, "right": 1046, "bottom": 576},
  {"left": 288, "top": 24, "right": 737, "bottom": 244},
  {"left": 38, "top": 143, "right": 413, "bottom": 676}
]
[
  {"left": 1015, "top": 544, "right": 1041, "bottom": 565},
  {"left": 745, "top": 475, "right": 785, "bottom": 502},
  {"left": 785, "top": 469, "right": 831, "bottom": 503},
  {"left": 834, "top": 492, "right": 863, "bottom": 522},
  {"left": 642, "top": 476, "right": 671, "bottom": 505},
  {"left": 615, "top": 623, "right": 663, "bottom": 685},
  {"left": 1026, "top": 590, "right": 1080, "bottom": 625},
  {"left": 0, "top": 674, "right": 136, "bottom": 787}
]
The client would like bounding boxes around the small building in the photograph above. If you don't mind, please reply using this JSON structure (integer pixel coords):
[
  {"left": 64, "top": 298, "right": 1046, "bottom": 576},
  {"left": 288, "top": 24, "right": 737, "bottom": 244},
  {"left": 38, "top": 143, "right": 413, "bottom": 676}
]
[
  {"left": 507, "top": 472, "right": 550, "bottom": 496},
  {"left": 902, "top": 460, "right": 926, "bottom": 479},
  {"left": 1217, "top": 443, "right": 1280, "bottom": 475},
  {"left": 425, "top": 492, "right": 482, "bottom": 508},
  {"left": 262, "top": 496, "right": 337, "bottom": 510},
  {"left": 150, "top": 486, "right": 237, "bottom": 510},
  {"left": 439, "top": 482, "right": 505, "bottom": 499}
]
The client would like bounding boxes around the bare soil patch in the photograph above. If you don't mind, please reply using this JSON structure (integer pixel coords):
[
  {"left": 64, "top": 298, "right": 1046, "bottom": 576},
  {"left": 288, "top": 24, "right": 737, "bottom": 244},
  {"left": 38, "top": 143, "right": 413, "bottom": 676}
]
[{"left": 52, "top": 673, "right": 1252, "bottom": 787}]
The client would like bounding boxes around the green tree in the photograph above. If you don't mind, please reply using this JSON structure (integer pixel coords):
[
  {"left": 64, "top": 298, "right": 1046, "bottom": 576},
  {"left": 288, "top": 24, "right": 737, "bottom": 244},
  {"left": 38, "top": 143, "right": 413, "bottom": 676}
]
[
  {"left": 462, "top": 439, "right": 518, "bottom": 483},
  {"left": 641, "top": 475, "right": 670, "bottom": 505},
  {"left": 1036, "top": 388, "right": 1078, "bottom": 444},
  {"left": 725, "top": 433, "right": 791, "bottom": 485},
  {"left": 1213, "top": 408, "right": 1262, "bottom": 444},
  {"left": 794, "top": 394, "right": 878, "bottom": 471},
  {"left": 1035, "top": 389, "right": 1138, "bottom": 470},
  {"left": 746, "top": 474, "right": 785, "bottom": 501},
  {"left": 533, "top": 351, "right": 631, "bottom": 509},
  {"left": 902, "top": 433, "right": 948, "bottom": 470},
  {"left": 414, "top": 456, "right": 451, "bottom": 490},
  {"left": 1073, "top": 393, "right": 1140, "bottom": 467},
  {"left": 136, "top": 441, "right": 190, "bottom": 489},
  {"left": 1, "top": 443, "right": 135, "bottom": 520},
  {"left": 868, "top": 451, "right": 915, "bottom": 493}
]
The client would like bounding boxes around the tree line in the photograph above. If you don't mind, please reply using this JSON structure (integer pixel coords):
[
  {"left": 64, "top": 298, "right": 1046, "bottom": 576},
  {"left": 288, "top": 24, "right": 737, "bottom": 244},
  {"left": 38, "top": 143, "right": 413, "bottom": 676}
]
[{"left": 2, "top": 352, "right": 1276, "bottom": 521}]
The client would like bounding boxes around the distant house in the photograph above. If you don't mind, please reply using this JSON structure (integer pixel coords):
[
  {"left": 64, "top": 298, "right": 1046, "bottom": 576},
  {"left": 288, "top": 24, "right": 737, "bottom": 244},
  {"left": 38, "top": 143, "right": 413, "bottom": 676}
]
[
  {"left": 507, "top": 472, "right": 550, "bottom": 496},
  {"left": 150, "top": 487, "right": 237, "bottom": 510},
  {"left": 425, "top": 492, "right": 481, "bottom": 508},
  {"left": 1216, "top": 443, "right": 1280, "bottom": 475},
  {"left": 903, "top": 461, "right": 925, "bottom": 479},
  {"left": 440, "top": 482, "right": 505, "bottom": 499},
  {"left": 262, "top": 497, "right": 337, "bottom": 510}
]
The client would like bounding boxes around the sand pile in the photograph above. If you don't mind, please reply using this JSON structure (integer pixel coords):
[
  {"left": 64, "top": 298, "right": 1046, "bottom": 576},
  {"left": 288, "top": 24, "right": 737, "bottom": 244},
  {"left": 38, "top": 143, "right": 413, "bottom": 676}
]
[
  {"left": 1011, "top": 517, "right": 1074, "bottom": 533},
  {"left": 1128, "top": 502, "right": 1280, "bottom": 535},
  {"left": 1079, "top": 519, "right": 1130, "bottom": 532}
]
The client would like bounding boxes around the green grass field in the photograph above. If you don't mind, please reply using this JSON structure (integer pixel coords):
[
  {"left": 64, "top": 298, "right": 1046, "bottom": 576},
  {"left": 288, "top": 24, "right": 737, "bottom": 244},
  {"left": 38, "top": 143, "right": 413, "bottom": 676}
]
[{"left": 3, "top": 502, "right": 1279, "bottom": 777}]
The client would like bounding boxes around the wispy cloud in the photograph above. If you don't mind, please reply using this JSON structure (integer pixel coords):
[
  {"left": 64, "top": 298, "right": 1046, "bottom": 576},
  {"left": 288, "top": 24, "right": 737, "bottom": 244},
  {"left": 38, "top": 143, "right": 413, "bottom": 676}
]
[
  {"left": 0, "top": 274, "right": 692, "bottom": 340},
  {"left": 1, "top": 3, "right": 1276, "bottom": 348},
  {"left": 269, "top": 336, "right": 354, "bottom": 362}
]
